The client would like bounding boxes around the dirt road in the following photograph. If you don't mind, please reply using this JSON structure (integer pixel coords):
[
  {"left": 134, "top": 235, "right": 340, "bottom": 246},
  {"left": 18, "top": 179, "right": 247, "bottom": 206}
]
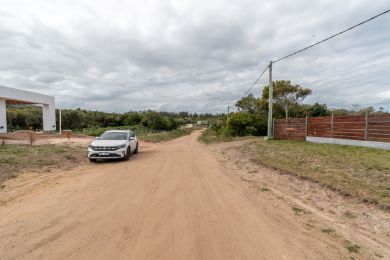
[{"left": 1, "top": 131, "right": 355, "bottom": 259}]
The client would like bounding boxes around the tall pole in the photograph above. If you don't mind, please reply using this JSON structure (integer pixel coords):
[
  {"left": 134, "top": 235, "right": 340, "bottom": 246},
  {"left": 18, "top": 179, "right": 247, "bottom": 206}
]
[
  {"left": 59, "top": 109, "right": 62, "bottom": 134},
  {"left": 267, "top": 61, "right": 273, "bottom": 138}
]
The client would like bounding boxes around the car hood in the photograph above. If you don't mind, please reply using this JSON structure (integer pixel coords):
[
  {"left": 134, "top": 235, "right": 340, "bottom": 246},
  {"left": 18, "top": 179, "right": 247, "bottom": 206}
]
[{"left": 90, "top": 140, "right": 126, "bottom": 147}]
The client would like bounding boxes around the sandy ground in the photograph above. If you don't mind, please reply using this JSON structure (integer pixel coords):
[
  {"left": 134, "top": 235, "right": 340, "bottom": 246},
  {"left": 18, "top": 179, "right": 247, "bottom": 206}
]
[{"left": 0, "top": 131, "right": 384, "bottom": 259}]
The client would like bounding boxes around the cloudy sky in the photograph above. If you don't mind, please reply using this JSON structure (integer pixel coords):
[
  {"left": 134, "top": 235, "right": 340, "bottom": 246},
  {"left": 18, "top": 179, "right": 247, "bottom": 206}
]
[{"left": 0, "top": 0, "right": 389, "bottom": 113}]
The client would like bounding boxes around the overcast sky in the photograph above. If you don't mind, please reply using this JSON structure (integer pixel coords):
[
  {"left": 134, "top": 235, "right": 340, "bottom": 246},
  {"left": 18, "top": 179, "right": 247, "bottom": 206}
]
[{"left": 0, "top": 0, "right": 389, "bottom": 113}]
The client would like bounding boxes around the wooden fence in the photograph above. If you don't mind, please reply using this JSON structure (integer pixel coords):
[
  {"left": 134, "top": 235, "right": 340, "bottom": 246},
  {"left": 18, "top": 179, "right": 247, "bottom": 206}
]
[{"left": 274, "top": 114, "right": 390, "bottom": 143}]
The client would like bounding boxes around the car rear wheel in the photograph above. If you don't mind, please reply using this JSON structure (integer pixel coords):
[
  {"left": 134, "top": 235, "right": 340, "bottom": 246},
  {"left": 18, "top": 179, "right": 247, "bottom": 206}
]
[{"left": 134, "top": 143, "right": 139, "bottom": 154}]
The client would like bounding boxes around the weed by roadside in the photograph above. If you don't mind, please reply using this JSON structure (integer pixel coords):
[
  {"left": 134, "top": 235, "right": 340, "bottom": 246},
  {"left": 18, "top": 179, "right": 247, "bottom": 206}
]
[
  {"left": 321, "top": 228, "right": 336, "bottom": 234},
  {"left": 199, "top": 128, "right": 255, "bottom": 144},
  {"left": 346, "top": 243, "right": 361, "bottom": 253},
  {"left": 292, "top": 206, "right": 310, "bottom": 215},
  {"left": 0, "top": 144, "right": 87, "bottom": 184}
]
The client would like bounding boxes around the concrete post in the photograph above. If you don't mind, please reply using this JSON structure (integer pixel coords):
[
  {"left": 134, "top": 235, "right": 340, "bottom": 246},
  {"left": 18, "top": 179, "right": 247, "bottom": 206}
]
[
  {"left": 365, "top": 111, "right": 369, "bottom": 141},
  {"left": 42, "top": 102, "right": 56, "bottom": 132},
  {"left": 331, "top": 114, "right": 334, "bottom": 138},
  {"left": 267, "top": 61, "right": 273, "bottom": 138},
  {"left": 0, "top": 98, "right": 6, "bottom": 133},
  {"left": 305, "top": 115, "right": 308, "bottom": 140},
  {"left": 59, "top": 109, "right": 62, "bottom": 134}
]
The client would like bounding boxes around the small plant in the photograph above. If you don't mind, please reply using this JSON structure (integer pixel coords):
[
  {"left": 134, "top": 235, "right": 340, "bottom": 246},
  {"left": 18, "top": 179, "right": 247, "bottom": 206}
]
[
  {"left": 346, "top": 243, "right": 360, "bottom": 253},
  {"left": 63, "top": 154, "right": 76, "bottom": 160},
  {"left": 321, "top": 228, "right": 335, "bottom": 234},
  {"left": 343, "top": 210, "right": 357, "bottom": 219},
  {"left": 292, "top": 206, "right": 309, "bottom": 215},
  {"left": 8, "top": 173, "right": 18, "bottom": 179},
  {"left": 260, "top": 187, "right": 270, "bottom": 192}
]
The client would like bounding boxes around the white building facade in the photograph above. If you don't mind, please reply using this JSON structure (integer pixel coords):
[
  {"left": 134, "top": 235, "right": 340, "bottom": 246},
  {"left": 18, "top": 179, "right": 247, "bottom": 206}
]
[{"left": 0, "top": 86, "right": 56, "bottom": 133}]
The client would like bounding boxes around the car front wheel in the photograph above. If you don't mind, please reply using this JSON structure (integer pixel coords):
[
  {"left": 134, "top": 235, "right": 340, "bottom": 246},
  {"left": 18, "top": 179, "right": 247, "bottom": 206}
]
[
  {"left": 133, "top": 143, "right": 139, "bottom": 154},
  {"left": 123, "top": 146, "right": 131, "bottom": 160}
]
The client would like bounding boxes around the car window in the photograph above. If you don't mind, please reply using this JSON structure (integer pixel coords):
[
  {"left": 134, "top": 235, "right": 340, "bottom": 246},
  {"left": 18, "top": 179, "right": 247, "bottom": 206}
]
[{"left": 99, "top": 132, "right": 128, "bottom": 140}]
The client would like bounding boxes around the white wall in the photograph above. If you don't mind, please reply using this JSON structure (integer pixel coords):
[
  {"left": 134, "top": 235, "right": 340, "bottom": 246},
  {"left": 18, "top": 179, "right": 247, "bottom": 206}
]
[
  {"left": 0, "top": 98, "right": 6, "bottom": 133},
  {"left": 306, "top": 136, "right": 390, "bottom": 150},
  {"left": 0, "top": 86, "right": 56, "bottom": 132}
]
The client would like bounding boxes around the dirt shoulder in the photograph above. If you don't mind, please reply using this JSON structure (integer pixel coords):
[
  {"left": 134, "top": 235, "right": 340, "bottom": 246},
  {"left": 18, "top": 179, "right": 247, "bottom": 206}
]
[{"left": 209, "top": 139, "right": 390, "bottom": 259}]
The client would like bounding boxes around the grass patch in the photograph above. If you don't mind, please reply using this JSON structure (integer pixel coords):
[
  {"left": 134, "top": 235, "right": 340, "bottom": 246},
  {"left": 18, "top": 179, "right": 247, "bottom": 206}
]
[
  {"left": 199, "top": 128, "right": 255, "bottom": 144},
  {"left": 240, "top": 139, "right": 390, "bottom": 210},
  {"left": 292, "top": 206, "right": 309, "bottom": 215},
  {"left": 137, "top": 128, "right": 194, "bottom": 143},
  {"left": 346, "top": 243, "right": 361, "bottom": 253},
  {"left": 0, "top": 144, "right": 87, "bottom": 184},
  {"left": 343, "top": 211, "right": 357, "bottom": 219},
  {"left": 260, "top": 187, "right": 270, "bottom": 192},
  {"left": 321, "top": 228, "right": 336, "bottom": 234}
]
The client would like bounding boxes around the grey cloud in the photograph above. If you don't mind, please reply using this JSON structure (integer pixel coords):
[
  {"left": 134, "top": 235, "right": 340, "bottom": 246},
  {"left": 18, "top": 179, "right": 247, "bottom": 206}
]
[{"left": 0, "top": 0, "right": 389, "bottom": 113}]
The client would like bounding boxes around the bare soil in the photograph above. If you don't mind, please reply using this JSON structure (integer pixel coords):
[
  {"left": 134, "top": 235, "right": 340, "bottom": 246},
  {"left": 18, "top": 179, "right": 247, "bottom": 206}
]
[{"left": 0, "top": 131, "right": 387, "bottom": 259}]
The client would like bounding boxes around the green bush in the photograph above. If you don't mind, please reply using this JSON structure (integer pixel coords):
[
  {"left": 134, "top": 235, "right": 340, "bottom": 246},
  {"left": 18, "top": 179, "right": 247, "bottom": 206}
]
[
  {"left": 141, "top": 112, "right": 178, "bottom": 130},
  {"left": 225, "top": 112, "right": 267, "bottom": 136}
]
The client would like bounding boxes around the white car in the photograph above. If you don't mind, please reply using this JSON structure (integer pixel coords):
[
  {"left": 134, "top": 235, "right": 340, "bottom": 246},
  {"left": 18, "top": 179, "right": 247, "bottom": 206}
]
[{"left": 87, "top": 130, "right": 138, "bottom": 162}]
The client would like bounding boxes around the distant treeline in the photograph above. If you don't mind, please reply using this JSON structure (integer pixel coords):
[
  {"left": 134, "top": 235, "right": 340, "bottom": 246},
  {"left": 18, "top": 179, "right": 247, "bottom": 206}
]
[{"left": 5, "top": 106, "right": 222, "bottom": 131}]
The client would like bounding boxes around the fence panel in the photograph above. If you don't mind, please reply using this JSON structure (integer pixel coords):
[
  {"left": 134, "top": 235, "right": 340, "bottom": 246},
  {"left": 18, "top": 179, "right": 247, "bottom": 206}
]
[
  {"left": 368, "top": 114, "right": 390, "bottom": 142},
  {"left": 308, "top": 116, "right": 332, "bottom": 138},
  {"left": 274, "top": 118, "right": 306, "bottom": 141},
  {"left": 275, "top": 114, "right": 390, "bottom": 144},
  {"left": 333, "top": 115, "right": 366, "bottom": 140}
]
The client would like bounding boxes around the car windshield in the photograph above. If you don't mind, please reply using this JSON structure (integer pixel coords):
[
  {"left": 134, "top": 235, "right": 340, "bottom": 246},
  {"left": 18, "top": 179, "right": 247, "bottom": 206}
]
[{"left": 99, "top": 132, "right": 128, "bottom": 140}]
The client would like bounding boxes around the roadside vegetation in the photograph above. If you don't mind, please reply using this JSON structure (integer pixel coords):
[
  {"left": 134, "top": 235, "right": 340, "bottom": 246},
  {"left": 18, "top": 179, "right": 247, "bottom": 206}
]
[
  {"left": 237, "top": 139, "right": 390, "bottom": 209},
  {"left": 75, "top": 125, "right": 193, "bottom": 142},
  {"left": 0, "top": 145, "right": 87, "bottom": 184},
  {"left": 137, "top": 128, "right": 194, "bottom": 142},
  {"left": 6, "top": 107, "right": 219, "bottom": 132}
]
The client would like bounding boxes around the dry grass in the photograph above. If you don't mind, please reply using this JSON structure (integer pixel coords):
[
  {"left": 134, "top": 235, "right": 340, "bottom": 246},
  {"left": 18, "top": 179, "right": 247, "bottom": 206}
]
[
  {"left": 0, "top": 144, "right": 87, "bottom": 184},
  {"left": 139, "top": 128, "right": 194, "bottom": 143},
  {"left": 238, "top": 139, "right": 390, "bottom": 210}
]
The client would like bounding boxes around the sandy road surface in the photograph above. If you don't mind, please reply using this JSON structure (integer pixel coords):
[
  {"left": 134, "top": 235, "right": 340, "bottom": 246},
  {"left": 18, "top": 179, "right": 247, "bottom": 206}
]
[{"left": 1, "top": 131, "right": 351, "bottom": 259}]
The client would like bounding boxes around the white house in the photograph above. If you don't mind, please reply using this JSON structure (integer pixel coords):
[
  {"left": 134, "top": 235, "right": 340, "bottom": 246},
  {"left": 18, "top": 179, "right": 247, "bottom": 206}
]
[{"left": 0, "top": 86, "right": 56, "bottom": 133}]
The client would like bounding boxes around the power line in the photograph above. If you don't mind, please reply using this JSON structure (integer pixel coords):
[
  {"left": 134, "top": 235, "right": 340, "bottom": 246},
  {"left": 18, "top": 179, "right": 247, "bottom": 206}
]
[
  {"left": 273, "top": 9, "right": 390, "bottom": 63},
  {"left": 239, "top": 65, "right": 269, "bottom": 100}
]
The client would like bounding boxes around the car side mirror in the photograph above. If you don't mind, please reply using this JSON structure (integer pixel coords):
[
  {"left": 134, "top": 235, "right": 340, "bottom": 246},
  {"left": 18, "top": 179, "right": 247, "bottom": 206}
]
[{"left": 129, "top": 136, "right": 135, "bottom": 140}]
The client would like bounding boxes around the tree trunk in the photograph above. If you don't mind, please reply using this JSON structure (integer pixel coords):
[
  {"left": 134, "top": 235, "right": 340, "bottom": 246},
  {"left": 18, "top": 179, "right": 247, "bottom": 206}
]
[{"left": 284, "top": 104, "right": 289, "bottom": 119}]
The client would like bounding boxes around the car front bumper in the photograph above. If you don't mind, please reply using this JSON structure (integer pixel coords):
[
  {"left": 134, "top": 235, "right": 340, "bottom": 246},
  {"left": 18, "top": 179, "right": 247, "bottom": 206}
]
[{"left": 87, "top": 147, "right": 127, "bottom": 159}]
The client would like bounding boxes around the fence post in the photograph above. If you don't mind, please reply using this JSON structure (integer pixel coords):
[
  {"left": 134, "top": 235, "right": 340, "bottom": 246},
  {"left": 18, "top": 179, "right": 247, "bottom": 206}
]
[
  {"left": 305, "top": 116, "right": 308, "bottom": 140},
  {"left": 365, "top": 111, "right": 369, "bottom": 141},
  {"left": 331, "top": 114, "right": 334, "bottom": 138}
]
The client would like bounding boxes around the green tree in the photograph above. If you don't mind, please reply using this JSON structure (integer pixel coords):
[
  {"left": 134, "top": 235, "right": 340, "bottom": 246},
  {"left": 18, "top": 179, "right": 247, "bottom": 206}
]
[
  {"left": 307, "top": 103, "right": 330, "bottom": 117},
  {"left": 262, "top": 80, "right": 312, "bottom": 119},
  {"left": 235, "top": 94, "right": 262, "bottom": 114}
]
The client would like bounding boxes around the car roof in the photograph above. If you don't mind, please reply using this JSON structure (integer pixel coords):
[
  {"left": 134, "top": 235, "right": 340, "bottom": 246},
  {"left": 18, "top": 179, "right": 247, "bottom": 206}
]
[{"left": 104, "top": 130, "right": 131, "bottom": 133}]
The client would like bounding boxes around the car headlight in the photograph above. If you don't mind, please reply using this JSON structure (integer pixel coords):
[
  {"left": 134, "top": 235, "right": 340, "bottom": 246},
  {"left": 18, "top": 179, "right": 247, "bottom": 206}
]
[
  {"left": 88, "top": 144, "right": 93, "bottom": 149},
  {"left": 118, "top": 144, "right": 126, "bottom": 149}
]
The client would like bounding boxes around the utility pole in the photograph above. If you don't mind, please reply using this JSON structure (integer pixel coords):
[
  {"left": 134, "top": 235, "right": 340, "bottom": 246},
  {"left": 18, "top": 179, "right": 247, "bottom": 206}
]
[{"left": 267, "top": 61, "right": 273, "bottom": 139}]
